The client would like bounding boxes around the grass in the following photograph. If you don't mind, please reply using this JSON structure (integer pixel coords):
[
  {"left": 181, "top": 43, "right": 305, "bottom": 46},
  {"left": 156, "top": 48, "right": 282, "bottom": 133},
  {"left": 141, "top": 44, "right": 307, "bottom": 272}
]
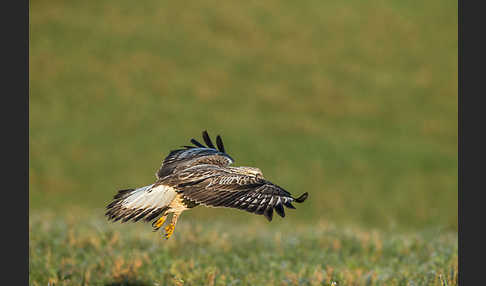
[
  {"left": 30, "top": 0, "right": 457, "bottom": 284},
  {"left": 30, "top": 211, "right": 457, "bottom": 286}
]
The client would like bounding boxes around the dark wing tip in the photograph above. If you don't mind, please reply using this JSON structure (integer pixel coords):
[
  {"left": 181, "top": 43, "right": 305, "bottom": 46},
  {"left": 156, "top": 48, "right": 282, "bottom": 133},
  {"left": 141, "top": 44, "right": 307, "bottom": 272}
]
[
  {"left": 294, "top": 192, "right": 309, "bottom": 203},
  {"left": 284, "top": 201, "right": 296, "bottom": 209},
  {"left": 216, "top": 135, "right": 225, "bottom": 153},
  {"left": 190, "top": 131, "right": 226, "bottom": 152},
  {"left": 202, "top": 130, "right": 216, "bottom": 149},
  {"left": 182, "top": 145, "right": 196, "bottom": 149},
  {"left": 264, "top": 207, "right": 274, "bottom": 222},
  {"left": 275, "top": 202, "right": 285, "bottom": 218},
  {"left": 190, "top": 138, "right": 205, "bottom": 148}
]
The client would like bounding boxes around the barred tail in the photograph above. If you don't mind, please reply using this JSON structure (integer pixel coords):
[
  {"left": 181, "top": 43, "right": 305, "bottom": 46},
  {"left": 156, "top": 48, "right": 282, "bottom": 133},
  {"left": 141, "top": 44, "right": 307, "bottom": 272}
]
[{"left": 105, "top": 184, "right": 175, "bottom": 223}]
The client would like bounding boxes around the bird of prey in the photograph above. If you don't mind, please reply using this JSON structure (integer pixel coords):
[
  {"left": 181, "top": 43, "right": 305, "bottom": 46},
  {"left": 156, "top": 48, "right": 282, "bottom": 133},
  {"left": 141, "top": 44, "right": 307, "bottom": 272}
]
[{"left": 105, "top": 131, "right": 309, "bottom": 239}]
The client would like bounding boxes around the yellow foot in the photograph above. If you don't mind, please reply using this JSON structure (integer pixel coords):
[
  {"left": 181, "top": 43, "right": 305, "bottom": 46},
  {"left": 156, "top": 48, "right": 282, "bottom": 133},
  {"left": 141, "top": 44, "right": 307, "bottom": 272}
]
[
  {"left": 152, "top": 216, "right": 167, "bottom": 231},
  {"left": 164, "top": 224, "right": 175, "bottom": 239}
]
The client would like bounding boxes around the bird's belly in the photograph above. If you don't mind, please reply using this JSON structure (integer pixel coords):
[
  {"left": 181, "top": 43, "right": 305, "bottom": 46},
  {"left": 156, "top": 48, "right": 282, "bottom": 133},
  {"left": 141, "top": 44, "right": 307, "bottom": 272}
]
[{"left": 168, "top": 194, "right": 191, "bottom": 212}]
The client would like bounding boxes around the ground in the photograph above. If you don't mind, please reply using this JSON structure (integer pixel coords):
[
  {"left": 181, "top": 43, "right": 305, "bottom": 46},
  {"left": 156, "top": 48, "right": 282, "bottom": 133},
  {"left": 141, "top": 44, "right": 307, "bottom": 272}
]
[{"left": 29, "top": 211, "right": 457, "bottom": 286}]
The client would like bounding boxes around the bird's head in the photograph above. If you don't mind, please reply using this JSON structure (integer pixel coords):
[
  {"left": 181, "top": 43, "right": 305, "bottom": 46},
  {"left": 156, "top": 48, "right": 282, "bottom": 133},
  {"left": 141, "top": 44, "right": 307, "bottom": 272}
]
[{"left": 230, "top": 166, "right": 264, "bottom": 179}]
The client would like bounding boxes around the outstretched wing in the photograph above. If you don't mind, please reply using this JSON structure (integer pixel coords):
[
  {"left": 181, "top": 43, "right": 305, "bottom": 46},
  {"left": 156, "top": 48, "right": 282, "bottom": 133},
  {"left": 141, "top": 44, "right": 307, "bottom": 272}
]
[
  {"left": 156, "top": 131, "right": 234, "bottom": 179},
  {"left": 162, "top": 165, "right": 309, "bottom": 221}
]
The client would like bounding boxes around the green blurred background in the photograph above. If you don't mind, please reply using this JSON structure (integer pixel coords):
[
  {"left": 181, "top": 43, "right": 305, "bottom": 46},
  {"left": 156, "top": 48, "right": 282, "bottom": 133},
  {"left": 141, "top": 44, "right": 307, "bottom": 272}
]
[{"left": 30, "top": 0, "right": 457, "bottom": 231}]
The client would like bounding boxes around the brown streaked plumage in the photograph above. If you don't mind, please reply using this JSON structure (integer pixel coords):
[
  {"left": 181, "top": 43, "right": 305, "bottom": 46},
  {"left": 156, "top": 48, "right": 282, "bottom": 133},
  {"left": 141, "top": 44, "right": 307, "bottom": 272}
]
[{"left": 105, "top": 131, "right": 309, "bottom": 239}]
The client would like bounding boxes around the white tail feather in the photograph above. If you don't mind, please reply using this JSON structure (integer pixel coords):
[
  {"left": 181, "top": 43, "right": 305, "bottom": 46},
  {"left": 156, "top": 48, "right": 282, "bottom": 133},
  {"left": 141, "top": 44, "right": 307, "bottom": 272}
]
[{"left": 122, "top": 184, "right": 177, "bottom": 210}]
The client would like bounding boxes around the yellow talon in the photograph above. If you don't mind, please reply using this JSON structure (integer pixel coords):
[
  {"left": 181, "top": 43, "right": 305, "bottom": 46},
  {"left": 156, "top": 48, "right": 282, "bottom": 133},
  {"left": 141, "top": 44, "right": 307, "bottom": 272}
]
[
  {"left": 154, "top": 216, "right": 167, "bottom": 229},
  {"left": 165, "top": 224, "right": 175, "bottom": 239}
]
